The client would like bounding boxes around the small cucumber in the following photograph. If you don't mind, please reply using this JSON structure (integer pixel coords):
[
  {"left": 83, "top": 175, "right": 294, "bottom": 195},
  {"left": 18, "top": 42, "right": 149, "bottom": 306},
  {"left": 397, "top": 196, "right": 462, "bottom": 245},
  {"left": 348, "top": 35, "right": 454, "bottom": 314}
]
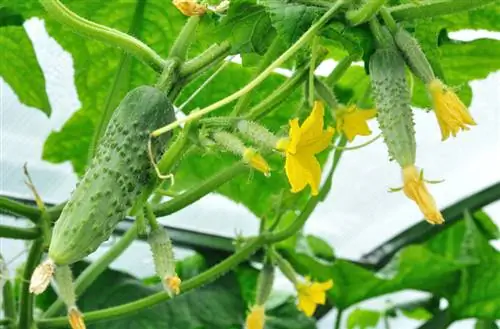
[
  {"left": 370, "top": 28, "right": 416, "bottom": 168},
  {"left": 49, "top": 86, "right": 174, "bottom": 265},
  {"left": 394, "top": 28, "right": 435, "bottom": 84}
]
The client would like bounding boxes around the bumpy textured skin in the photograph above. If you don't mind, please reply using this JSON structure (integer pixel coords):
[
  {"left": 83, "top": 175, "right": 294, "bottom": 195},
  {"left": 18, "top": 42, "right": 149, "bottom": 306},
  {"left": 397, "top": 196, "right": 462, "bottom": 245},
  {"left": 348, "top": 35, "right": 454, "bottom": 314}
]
[
  {"left": 394, "top": 28, "right": 435, "bottom": 84},
  {"left": 370, "top": 35, "right": 416, "bottom": 167},
  {"left": 49, "top": 86, "right": 174, "bottom": 265}
]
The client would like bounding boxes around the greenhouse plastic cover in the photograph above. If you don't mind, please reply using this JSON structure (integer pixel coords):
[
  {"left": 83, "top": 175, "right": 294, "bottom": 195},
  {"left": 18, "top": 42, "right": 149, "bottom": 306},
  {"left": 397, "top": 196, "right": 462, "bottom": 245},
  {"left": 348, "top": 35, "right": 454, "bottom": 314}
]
[{"left": 1, "top": 19, "right": 499, "bottom": 328}]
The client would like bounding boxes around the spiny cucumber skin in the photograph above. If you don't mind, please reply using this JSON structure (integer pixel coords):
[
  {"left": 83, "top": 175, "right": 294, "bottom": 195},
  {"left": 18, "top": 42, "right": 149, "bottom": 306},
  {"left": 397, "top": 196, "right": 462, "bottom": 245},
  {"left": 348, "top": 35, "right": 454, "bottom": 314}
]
[
  {"left": 394, "top": 28, "right": 435, "bottom": 84},
  {"left": 370, "top": 47, "right": 416, "bottom": 168},
  {"left": 49, "top": 86, "right": 174, "bottom": 265}
]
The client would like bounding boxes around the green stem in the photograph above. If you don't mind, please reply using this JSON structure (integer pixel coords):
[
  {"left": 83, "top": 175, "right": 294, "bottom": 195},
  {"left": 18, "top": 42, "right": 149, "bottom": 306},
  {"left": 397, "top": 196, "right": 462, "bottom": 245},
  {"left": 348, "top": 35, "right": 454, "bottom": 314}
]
[
  {"left": 0, "top": 196, "right": 40, "bottom": 222},
  {"left": 87, "top": 0, "right": 146, "bottom": 164},
  {"left": 157, "top": 122, "right": 194, "bottom": 174},
  {"left": 18, "top": 238, "right": 44, "bottom": 329},
  {"left": 0, "top": 224, "right": 40, "bottom": 240},
  {"left": 244, "top": 64, "right": 310, "bottom": 121},
  {"left": 231, "top": 38, "right": 283, "bottom": 116},
  {"left": 42, "top": 223, "right": 138, "bottom": 318},
  {"left": 347, "top": 0, "right": 387, "bottom": 26},
  {"left": 39, "top": 0, "right": 164, "bottom": 72},
  {"left": 308, "top": 37, "right": 319, "bottom": 106},
  {"left": 144, "top": 203, "right": 160, "bottom": 231},
  {"left": 169, "top": 16, "right": 200, "bottom": 60},
  {"left": 155, "top": 58, "right": 181, "bottom": 94},
  {"left": 369, "top": 17, "right": 389, "bottom": 47},
  {"left": 334, "top": 310, "right": 343, "bottom": 329},
  {"left": 153, "top": 162, "right": 248, "bottom": 217},
  {"left": 179, "top": 41, "right": 231, "bottom": 79},
  {"left": 388, "top": 0, "right": 497, "bottom": 21},
  {"left": 324, "top": 54, "right": 356, "bottom": 87},
  {"left": 151, "top": 0, "right": 348, "bottom": 136},
  {"left": 2, "top": 280, "right": 16, "bottom": 329},
  {"left": 379, "top": 7, "right": 397, "bottom": 34}
]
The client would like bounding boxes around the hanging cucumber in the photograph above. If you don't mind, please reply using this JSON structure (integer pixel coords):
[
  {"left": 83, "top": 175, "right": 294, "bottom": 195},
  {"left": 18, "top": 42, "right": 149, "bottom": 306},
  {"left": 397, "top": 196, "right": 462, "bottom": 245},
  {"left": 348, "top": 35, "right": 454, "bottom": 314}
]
[
  {"left": 49, "top": 86, "right": 175, "bottom": 265},
  {"left": 369, "top": 27, "right": 416, "bottom": 168}
]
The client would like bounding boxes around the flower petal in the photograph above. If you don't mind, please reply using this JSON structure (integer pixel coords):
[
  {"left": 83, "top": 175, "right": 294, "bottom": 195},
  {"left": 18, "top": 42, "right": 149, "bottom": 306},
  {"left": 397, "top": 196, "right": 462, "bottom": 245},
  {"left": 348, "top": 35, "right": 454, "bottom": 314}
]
[
  {"left": 285, "top": 154, "right": 308, "bottom": 194},
  {"left": 402, "top": 165, "right": 444, "bottom": 224},
  {"left": 301, "top": 127, "right": 335, "bottom": 155},
  {"left": 338, "top": 107, "right": 377, "bottom": 141},
  {"left": 299, "top": 101, "right": 325, "bottom": 146},
  {"left": 288, "top": 119, "right": 302, "bottom": 154},
  {"left": 297, "top": 296, "right": 317, "bottom": 317}
]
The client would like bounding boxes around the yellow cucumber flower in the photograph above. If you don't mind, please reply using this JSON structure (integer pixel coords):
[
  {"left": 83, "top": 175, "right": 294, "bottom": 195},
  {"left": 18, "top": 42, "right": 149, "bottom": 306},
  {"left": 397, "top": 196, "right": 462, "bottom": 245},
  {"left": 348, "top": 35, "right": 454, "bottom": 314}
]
[
  {"left": 428, "top": 79, "right": 476, "bottom": 140},
  {"left": 402, "top": 165, "right": 444, "bottom": 225},
  {"left": 245, "top": 304, "right": 265, "bottom": 329},
  {"left": 336, "top": 105, "right": 377, "bottom": 141},
  {"left": 243, "top": 148, "right": 271, "bottom": 177},
  {"left": 172, "top": 0, "right": 207, "bottom": 16},
  {"left": 68, "top": 307, "right": 86, "bottom": 329},
  {"left": 296, "top": 277, "right": 333, "bottom": 317},
  {"left": 276, "top": 101, "right": 335, "bottom": 196}
]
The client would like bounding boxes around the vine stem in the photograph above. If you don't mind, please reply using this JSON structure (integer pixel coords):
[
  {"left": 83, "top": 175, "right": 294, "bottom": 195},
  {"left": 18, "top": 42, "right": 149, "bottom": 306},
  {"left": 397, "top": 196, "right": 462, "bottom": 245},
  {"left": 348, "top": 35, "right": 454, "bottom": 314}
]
[
  {"left": 42, "top": 223, "right": 139, "bottom": 318},
  {"left": 0, "top": 196, "right": 40, "bottom": 222},
  {"left": 151, "top": 0, "right": 348, "bottom": 137},
  {"left": 346, "top": 0, "right": 387, "bottom": 26},
  {"left": 0, "top": 225, "right": 40, "bottom": 240},
  {"left": 39, "top": 0, "right": 165, "bottom": 72},
  {"left": 169, "top": 16, "right": 200, "bottom": 60},
  {"left": 18, "top": 238, "right": 44, "bottom": 329},
  {"left": 179, "top": 41, "right": 231, "bottom": 79},
  {"left": 388, "top": 0, "right": 497, "bottom": 20},
  {"left": 231, "top": 37, "right": 283, "bottom": 116}
]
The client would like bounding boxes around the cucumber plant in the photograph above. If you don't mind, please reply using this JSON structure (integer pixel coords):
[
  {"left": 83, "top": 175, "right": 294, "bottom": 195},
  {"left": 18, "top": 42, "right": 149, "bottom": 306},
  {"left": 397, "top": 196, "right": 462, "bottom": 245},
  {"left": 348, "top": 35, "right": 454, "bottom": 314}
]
[{"left": 0, "top": 0, "right": 498, "bottom": 329}]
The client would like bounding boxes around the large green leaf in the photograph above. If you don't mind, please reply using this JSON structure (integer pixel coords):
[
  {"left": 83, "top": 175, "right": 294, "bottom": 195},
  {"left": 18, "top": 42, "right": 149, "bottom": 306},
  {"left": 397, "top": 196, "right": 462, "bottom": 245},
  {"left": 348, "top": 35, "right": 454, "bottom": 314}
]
[
  {"left": 0, "top": 25, "right": 51, "bottom": 115},
  {"left": 449, "top": 213, "right": 500, "bottom": 320},
  {"left": 347, "top": 308, "right": 381, "bottom": 329},
  {"left": 261, "top": 0, "right": 323, "bottom": 45},
  {"left": 216, "top": 0, "right": 276, "bottom": 54}
]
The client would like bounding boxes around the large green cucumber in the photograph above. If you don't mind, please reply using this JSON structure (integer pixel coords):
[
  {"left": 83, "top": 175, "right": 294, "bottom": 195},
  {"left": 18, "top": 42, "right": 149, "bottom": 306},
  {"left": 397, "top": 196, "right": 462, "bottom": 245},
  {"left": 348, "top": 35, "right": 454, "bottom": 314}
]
[
  {"left": 49, "top": 86, "right": 174, "bottom": 265},
  {"left": 370, "top": 29, "right": 416, "bottom": 168}
]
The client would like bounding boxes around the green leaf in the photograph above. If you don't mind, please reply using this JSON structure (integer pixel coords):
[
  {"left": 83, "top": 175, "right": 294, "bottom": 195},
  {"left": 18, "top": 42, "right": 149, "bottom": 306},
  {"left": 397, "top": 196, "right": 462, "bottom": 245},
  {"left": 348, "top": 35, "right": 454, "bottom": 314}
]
[
  {"left": 347, "top": 308, "right": 381, "bottom": 329},
  {"left": 475, "top": 319, "right": 500, "bottom": 329},
  {"left": 305, "top": 235, "right": 335, "bottom": 261},
  {"left": 473, "top": 210, "right": 500, "bottom": 240},
  {"left": 216, "top": 0, "right": 276, "bottom": 55},
  {"left": 401, "top": 307, "right": 433, "bottom": 321},
  {"left": 261, "top": 0, "right": 323, "bottom": 46},
  {"left": 235, "top": 264, "right": 259, "bottom": 306},
  {"left": 39, "top": 1, "right": 186, "bottom": 174},
  {"left": 0, "top": 25, "right": 51, "bottom": 115},
  {"left": 0, "top": 7, "right": 24, "bottom": 27},
  {"left": 449, "top": 212, "right": 500, "bottom": 320}
]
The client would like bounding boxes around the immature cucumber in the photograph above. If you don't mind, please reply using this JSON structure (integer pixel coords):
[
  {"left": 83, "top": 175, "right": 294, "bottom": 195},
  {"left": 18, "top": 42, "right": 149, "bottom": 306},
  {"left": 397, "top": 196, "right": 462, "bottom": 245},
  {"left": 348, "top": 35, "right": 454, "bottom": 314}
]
[
  {"left": 49, "top": 86, "right": 174, "bottom": 265},
  {"left": 394, "top": 28, "right": 435, "bottom": 84},
  {"left": 370, "top": 28, "right": 416, "bottom": 168}
]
